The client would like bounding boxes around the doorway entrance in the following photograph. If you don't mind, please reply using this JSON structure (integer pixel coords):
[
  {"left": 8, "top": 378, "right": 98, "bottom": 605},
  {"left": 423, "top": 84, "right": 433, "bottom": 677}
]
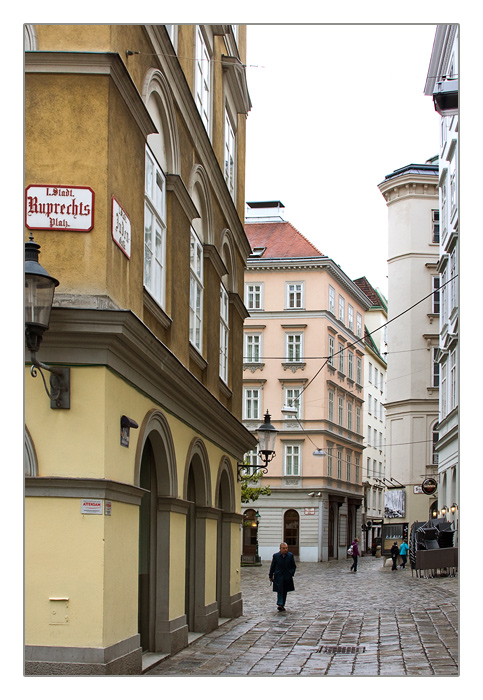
[
  {"left": 283, "top": 509, "right": 299, "bottom": 557},
  {"left": 138, "top": 439, "right": 157, "bottom": 652}
]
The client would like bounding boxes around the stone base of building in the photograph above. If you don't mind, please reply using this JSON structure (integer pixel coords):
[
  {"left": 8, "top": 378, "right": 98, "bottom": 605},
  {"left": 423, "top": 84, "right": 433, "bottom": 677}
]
[{"left": 25, "top": 635, "right": 142, "bottom": 675}]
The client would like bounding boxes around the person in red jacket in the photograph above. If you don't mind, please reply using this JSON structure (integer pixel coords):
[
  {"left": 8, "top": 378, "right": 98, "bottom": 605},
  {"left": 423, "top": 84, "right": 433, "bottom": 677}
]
[{"left": 350, "top": 538, "right": 360, "bottom": 572}]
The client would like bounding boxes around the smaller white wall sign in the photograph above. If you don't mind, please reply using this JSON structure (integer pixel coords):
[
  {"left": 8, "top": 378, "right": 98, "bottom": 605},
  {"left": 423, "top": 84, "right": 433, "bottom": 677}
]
[
  {"left": 81, "top": 499, "right": 103, "bottom": 514},
  {"left": 111, "top": 197, "right": 131, "bottom": 258}
]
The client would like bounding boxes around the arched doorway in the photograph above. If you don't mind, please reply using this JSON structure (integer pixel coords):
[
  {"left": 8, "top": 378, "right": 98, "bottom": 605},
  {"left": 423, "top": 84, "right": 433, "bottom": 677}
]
[
  {"left": 284, "top": 509, "right": 299, "bottom": 557},
  {"left": 242, "top": 508, "right": 259, "bottom": 561},
  {"left": 138, "top": 438, "right": 157, "bottom": 651},
  {"left": 135, "top": 410, "right": 178, "bottom": 654},
  {"left": 216, "top": 464, "right": 235, "bottom": 617},
  {"left": 184, "top": 438, "right": 212, "bottom": 633}
]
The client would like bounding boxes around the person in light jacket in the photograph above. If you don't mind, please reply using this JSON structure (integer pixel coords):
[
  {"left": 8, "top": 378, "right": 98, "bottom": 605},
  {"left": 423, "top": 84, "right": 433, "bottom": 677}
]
[
  {"left": 269, "top": 542, "right": 296, "bottom": 611},
  {"left": 399, "top": 539, "right": 409, "bottom": 569},
  {"left": 350, "top": 538, "right": 360, "bottom": 573}
]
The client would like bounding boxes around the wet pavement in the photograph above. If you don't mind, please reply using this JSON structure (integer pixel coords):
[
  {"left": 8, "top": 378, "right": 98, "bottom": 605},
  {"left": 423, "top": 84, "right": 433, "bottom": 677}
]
[{"left": 145, "top": 556, "right": 458, "bottom": 677}]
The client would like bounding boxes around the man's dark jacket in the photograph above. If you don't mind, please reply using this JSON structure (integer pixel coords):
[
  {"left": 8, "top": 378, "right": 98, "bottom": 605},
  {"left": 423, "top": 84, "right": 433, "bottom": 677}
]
[{"left": 269, "top": 550, "right": 296, "bottom": 593}]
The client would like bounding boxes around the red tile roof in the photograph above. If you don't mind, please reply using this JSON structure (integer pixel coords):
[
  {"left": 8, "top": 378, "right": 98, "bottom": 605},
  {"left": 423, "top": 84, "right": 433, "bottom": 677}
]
[{"left": 245, "top": 221, "right": 323, "bottom": 259}]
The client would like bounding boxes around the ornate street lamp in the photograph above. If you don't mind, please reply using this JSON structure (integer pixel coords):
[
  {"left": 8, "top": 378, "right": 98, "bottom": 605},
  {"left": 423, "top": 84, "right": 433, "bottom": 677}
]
[
  {"left": 238, "top": 411, "right": 277, "bottom": 481},
  {"left": 25, "top": 234, "right": 70, "bottom": 408}
]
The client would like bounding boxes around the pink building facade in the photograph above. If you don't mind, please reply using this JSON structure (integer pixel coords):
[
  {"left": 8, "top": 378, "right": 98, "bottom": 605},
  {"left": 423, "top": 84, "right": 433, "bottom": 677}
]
[{"left": 242, "top": 203, "right": 372, "bottom": 561}]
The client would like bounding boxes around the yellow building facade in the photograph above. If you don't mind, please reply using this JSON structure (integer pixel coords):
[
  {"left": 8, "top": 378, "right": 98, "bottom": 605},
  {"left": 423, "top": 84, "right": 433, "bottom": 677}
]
[{"left": 24, "top": 24, "right": 255, "bottom": 674}]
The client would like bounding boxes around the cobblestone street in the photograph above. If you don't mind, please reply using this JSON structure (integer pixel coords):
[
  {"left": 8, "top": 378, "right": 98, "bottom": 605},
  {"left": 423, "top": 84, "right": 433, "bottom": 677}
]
[{"left": 145, "top": 556, "right": 458, "bottom": 677}]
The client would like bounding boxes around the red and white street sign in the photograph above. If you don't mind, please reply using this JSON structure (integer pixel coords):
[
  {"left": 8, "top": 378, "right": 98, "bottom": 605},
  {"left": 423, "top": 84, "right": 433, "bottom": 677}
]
[{"left": 25, "top": 185, "right": 95, "bottom": 232}]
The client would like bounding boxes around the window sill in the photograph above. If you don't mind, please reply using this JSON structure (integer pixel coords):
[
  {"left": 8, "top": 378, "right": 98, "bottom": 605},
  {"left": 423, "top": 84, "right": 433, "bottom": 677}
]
[
  {"left": 243, "top": 362, "right": 265, "bottom": 373},
  {"left": 189, "top": 343, "right": 207, "bottom": 371},
  {"left": 282, "top": 362, "right": 306, "bottom": 373},
  {"left": 143, "top": 289, "right": 172, "bottom": 329}
]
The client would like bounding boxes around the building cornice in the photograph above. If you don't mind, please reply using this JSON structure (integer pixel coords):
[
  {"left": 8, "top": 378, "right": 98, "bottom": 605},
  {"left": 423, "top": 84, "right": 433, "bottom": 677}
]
[
  {"left": 247, "top": 258, "right": 372, "bottom": 310},
  {"left": 32, "top": 307, "right": 257, "bottom": 459},
  {"left": 25, "top": 51, "right": 158, "bottom": 139}
]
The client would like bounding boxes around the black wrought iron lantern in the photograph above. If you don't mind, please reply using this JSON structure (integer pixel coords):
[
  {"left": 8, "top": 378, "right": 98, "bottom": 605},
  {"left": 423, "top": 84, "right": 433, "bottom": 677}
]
[
  {"left": 25, "top": 234, "right": 70, "bottom": 408},
  {"left": 256, "top": 410, "right": 277, "bottom": 467}
]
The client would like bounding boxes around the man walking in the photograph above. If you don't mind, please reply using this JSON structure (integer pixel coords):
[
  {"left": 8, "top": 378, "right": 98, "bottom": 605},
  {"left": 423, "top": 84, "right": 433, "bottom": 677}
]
[{"left": 269, "top": 542, "right": 296, "bottom": 611}]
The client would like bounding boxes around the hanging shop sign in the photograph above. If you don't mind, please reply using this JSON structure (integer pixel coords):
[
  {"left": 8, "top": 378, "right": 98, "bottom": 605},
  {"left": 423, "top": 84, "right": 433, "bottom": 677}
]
[
  {"left": 25, "top": 185, "right": 95, "bottom": 232},
  {"left": 421, "top": 478, "right": 438, "bottom": 495},
  {"left": 111, "top": 197, "right": 131, "bottom": 258}
]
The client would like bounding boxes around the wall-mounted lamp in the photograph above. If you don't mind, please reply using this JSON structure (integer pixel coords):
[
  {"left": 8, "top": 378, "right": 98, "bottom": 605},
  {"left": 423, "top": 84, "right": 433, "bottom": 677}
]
[
  {"left": 120, "top": 415, "right": 139, "bottom": 447},
  {"left": 313, "top": 449, "right": 326, "bottom": 457},
  {"left": 25, "top": 234, "right": 70, "bottom": 409},
  {"left": 441, "top": 505, "right": 447, "bottom": 516},
  {"left": 432, "top": 508, "right": 438, "bottom": 519},
  {"left": 450, "top": 503, "right": 458, "bottom": 514},
  {"left": 238, "top": 411, "right": 277, "bottom": 481}
]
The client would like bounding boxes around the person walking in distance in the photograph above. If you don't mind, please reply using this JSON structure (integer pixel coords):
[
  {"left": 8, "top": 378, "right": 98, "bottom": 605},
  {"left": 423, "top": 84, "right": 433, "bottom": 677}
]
[
  {"left": 269, "top": 542, "right": 296, "bottom": 611},
  {"left": 399, "top": 539, "right": 409, "bottom": 569},
  {"left": 390, "top": 541, "right": 400, "bottom": 571},
  {"left": 349, "top": 537, "right": 360, "bottom": 572}
]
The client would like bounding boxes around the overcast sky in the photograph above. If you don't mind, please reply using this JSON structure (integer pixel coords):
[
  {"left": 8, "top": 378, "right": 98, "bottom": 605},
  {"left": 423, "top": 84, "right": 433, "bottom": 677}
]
[{"left": 244, "top": 24, "right": 441, "bottom": 298}]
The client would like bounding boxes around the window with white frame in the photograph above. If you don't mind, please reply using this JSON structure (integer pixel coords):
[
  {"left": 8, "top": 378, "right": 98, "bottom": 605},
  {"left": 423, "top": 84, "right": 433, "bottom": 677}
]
[
  {"left": 441, "top": 266, "right": 448, "bottom": 326},
  {"left": 356, "top": 404, "right": 361, "bottom": 434},
  {"left": 431, "top": 209, "right": 440, "bottom": 244},
  {"left": 245, "top": 283, "right": 263, "bottom": 310},
  {"left": 144, "top": 147, "right": 167, "bottom": 307},
  {"left": 189, "top": 229, "right": 203, "bottom": 351},
  {"left": 286, "top": 282, "right": 304, "bottom": 309},
  {"left": 337, "top": 449, "right": 342, "bottom": 479},
  {"left": 286, "top": 333, "right": 303, "bottom": 363},
  {"left": 285, "top": 387, "right": 302, "bottom": 419},
  {"left": 368, "top": 394, "right": 372, "bottom": 414},
  {"left": 368, "top": 362, "right": 373, "bottom": 383},
  {"left": 355, "top": 454, "right": 360, "bottom": 483},
  {"left": 245, "top": 333, "right": 261, "bottom": 363},
  {"left": 244, "top": 387, "right": 261, "bottom": 420},
  {"left": 348, "top": 351, "right": 354, "bottom": 380},
  {"left": 450, "top": 153, "right": 457, "bottom": 217},
  {"left": 338, "top": 343, "right": 344, "bottom": 374},
  {"left": 347, "top": 401, "right": 353, "bottom": 431},
  {"left": 346, "top": 452, "right": 351, "bottom": 481},
  {"left": 328, "top": 285, "right": 335, "bottom": 314},
  {"left": 224, "top": 108, "right": 236, "bottom": 199},
  {"left": 356, "top": 312, "right": 362, "bottom": 337},
  {"left": 348, "top": 304, "right": 354, "bottom": 331},
  {"left": 432, "top": 348, "right": 440, "bottom": 388},
  {"left": 284, "top": 444, "right": 301, "bottom": 476},
  {"left": 432, "top": 427, "right": 439, "bottom": 465},
  {"left": 327, "top": 447, "right": 333, "bottom": 477},
  {"left": 374, "top": 367, "right": 378, "bottom": 387},
  {"left": 219, "top": 284, "right": 229, "bottom": 382},
  {"left": 338, "top": 295, "right": 345, "bottom": 323},
  {"left": 338, "top": 395, "right": 344, "bottom": 425},
  {"left": 328, "top": 335, "right": 335, "bottom": 366},
  {"left": 195, "top": 27, "right": 211, "bottom": 132},
  {"left": 450, "top": 248, "right": 457, "bottom": 312},
  {"left": 432, "top": 276, "right": 440, "bottom": 314},
  {"left": 367, "top": 426, "right": 371, "bottom": 446},
  {"left": 165, "top": 24, "right": 178, "bottom": 50},
  {"left": 356, "top": 356, "right": 362, "bottom": 385},
  {"left": 450, "top": 349, "right": 457, "bottom": 411},
  {"left": 328, "top": 389, "right": 334, "bottom": 422},
  {"left": 441, "top": 179, "right": 448, "bottom": 241},
  {"left": 367, "top": 457, "right": 371, "bottom": 477}
]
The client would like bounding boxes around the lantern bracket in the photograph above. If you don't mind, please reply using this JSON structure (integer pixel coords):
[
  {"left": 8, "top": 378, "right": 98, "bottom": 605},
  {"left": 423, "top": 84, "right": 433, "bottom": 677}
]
[{"left": 30, "top": 353, "right": 70, "bottom": 409}]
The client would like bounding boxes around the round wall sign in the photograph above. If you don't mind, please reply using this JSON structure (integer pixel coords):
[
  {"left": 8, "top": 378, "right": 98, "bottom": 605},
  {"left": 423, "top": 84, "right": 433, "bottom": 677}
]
[{"left": 421, "top": 478, "right": 437, "bottom": 495}]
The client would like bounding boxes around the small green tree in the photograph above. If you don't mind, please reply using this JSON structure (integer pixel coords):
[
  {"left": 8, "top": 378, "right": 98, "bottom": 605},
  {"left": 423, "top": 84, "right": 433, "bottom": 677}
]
[{"left": 240, "top": 469, "right": 271, "bottom": 504}]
